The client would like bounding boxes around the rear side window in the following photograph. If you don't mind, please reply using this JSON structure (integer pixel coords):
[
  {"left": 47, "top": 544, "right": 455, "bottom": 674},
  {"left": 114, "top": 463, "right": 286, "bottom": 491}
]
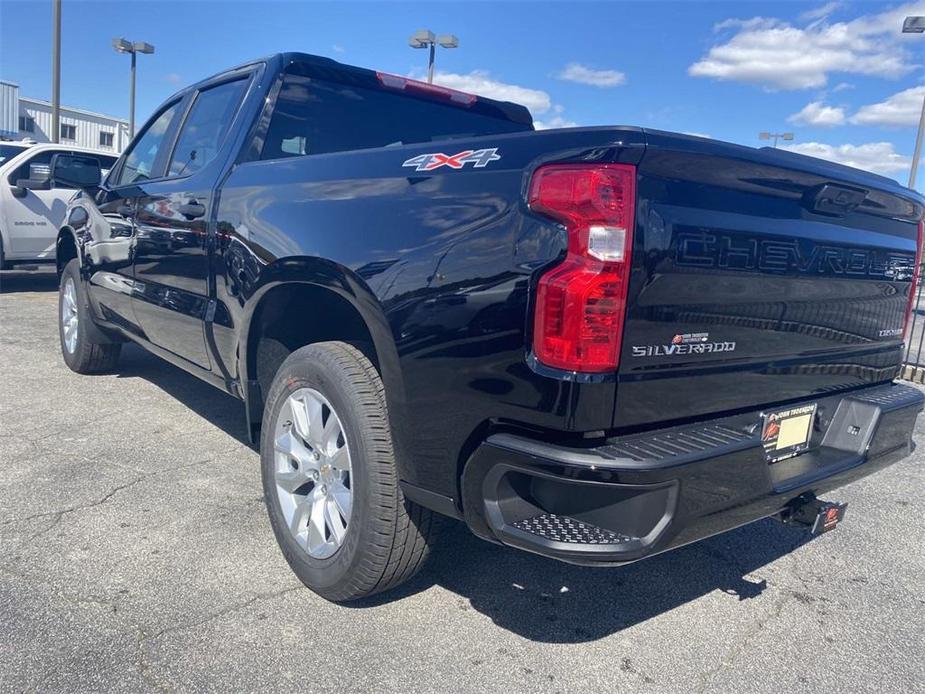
[
  {"left": 114, "top": 101, "right": 182, "bottom": 186},
  {"left": 168, "top": 78, "right": 248, "bottom": 177},
  {"left": 261, "top": 73, "right": 528, "bottom": 160}
]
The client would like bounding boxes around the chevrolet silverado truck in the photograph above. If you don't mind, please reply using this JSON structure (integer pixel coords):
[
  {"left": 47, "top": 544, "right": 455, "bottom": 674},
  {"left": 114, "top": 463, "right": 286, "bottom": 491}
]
[{"left": 54, "top": 52, "right": 925, "bottom": 602}]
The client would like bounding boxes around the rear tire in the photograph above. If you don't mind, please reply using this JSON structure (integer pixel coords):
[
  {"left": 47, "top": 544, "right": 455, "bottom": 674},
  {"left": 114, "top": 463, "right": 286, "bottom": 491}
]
[
  {"left": 58, "top": 258, "right": 121, "bottom": 374},
  {"left": 260, "top": 341, "right": 440, "bottom": 602}
]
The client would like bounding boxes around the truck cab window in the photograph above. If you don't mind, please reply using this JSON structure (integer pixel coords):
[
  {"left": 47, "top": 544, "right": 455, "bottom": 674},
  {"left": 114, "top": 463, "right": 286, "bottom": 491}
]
[
  {"left": 260, "top": 72, "right": 529, "bottom": 161},
  {"left": 167, "top": 78, "right": 248, "bottom": 178},
  {"left": 114, "top": 101, "right": 181, "bottom": 186}
]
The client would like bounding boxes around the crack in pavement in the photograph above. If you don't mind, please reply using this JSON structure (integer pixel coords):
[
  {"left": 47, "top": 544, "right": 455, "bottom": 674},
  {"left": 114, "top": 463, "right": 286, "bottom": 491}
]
[
  {"left": 0, "top": 456, "right": 215, "bottom": 530},
  {"left": 5, "top": 563, "right": 303, "bottom": 693},
  {"left": 693, "top": 587, "right": 795, "bottom": 693},
  {"left": 0, "top": 476, "right": 145, "bottom": 528},
  {"left": 146, "top": 585, "right": 303, "bottom": 641},
  {"left": 131, "top": 586, "right": 303, "bottom": 692}
]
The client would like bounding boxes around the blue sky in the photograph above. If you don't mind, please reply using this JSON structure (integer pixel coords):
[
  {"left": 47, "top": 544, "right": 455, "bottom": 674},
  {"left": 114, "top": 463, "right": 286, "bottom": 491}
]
[{"left": 2, "top": 0, "right": 924, "bottom": 187}]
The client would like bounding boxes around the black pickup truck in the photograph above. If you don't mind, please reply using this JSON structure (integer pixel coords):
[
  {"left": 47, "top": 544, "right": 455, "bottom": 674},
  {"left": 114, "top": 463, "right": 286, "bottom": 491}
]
[{"left": 55, "top": 52, "right": 924, "bottom": 602}]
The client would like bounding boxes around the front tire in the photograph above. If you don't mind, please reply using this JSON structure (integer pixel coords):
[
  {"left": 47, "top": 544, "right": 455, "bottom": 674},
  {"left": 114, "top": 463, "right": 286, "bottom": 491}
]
[
  {"left": 58, "top": 259, "right": 121, "bottom": 373},
  {"left": 260, "top": 341, "right": 440, "bottom": 602},
  {"left": 0, "top": 235, "right": 11, "bottom": 270}
]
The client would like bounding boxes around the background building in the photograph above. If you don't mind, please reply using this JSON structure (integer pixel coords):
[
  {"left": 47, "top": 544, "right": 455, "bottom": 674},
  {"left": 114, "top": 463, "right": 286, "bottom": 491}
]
[{"left": 0, "top": 80, "right": 129, "bottom": 153}]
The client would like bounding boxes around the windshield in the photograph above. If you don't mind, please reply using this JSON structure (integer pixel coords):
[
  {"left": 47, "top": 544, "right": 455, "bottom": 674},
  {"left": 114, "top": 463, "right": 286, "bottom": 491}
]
[{"left": 0, "top": 144, "right": 29, "bottom": 166}]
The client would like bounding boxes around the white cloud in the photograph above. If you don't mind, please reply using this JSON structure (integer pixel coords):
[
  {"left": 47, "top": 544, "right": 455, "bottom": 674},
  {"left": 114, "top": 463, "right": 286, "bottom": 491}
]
[
  {"left": 787, "top": 101, "right": 846, "bottom": 126},
  {"left": 534, "top": 115, "right": 579, "bottom": 130},
  {"left": 430, "top": 69, "right": 580, "bottom": 127},
  {"left": 556, "top": 63, "right": 626, "bottom": 88},
  {"left": 431, "top": 70, "right": 551, "bottom": 114},
  {"left": 162, "top": 73, "right": 182, "bottom": 84},
  {"left": 851, "top": 86, "right": 925, "bottom": 126},
  {"left": 781, "top": 141, "right": 912, "bottom": 174},
  {"left": 832, "top": 82, "right": 854, "bottom": 92},
  {"left": 689, "top": 2, "right": 924, "bottom": 90},
  {"left": 331, "top": 44, "right": 345, "bottom": 54},
  {"left": 799, "top": 2, "right": 840, "bottom": 23}
]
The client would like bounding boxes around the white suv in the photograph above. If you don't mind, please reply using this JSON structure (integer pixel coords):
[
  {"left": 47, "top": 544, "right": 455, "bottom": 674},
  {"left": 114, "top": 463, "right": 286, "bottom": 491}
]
[{"left": 0, "top": 142, "right": 117, "bottom": 268}]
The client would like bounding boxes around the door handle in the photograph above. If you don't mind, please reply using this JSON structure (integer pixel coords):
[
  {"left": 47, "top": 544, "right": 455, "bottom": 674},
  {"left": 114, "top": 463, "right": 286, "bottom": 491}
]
[
  {"left": 117, "top": 203, "right": 135, "bottom": 218},
  {"left": 178, "top": 200, "right": 206, "bottom": 220}
]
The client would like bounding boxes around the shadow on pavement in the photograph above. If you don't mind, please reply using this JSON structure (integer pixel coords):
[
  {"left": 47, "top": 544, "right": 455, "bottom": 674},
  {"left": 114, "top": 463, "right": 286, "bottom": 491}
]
[
  {"left": 355, "top": 517, "right": 808, "bottom": 643},
  {"left": 0, "top": 268, "right": 59, "bottom": 293},
  {"left": 116, "top": 343, "right": 254, "bottom": 449},
  {"left": 107, "top": 334, "right": 813, "bottom": 643}
]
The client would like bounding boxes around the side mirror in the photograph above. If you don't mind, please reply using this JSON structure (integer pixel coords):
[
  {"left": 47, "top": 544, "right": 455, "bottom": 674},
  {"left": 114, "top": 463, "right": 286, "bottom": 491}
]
[
  {"left": 16, "top": 161, "right": 53, "bottom": 191},
  {"left": 50, "top": 153, "right": 102, "bottom": 190}
]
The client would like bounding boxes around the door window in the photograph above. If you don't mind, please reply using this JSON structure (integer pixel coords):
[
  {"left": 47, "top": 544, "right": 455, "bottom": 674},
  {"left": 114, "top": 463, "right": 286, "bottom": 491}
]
[
  {"left": 7, "top": 151, "right": 54, "bottom": 186},
  {"left": 114, "top": 101, "right": 182, "bottom": 186},
  {"left": 7, "top": 151, "right": 119, "bottom": 188},
  {"left": 167, "top": 78, "right": 248, "bottom": 177}
]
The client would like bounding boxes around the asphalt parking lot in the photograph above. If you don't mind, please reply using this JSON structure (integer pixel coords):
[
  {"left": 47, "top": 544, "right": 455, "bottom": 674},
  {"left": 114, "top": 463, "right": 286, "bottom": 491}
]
[{"left": 1, "top": 268, "right": 924, "bottom": 694}]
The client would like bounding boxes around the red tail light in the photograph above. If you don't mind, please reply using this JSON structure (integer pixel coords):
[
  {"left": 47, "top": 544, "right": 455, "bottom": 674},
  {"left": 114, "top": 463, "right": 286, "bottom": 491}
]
[
  {"left": 903, "top": 220, "right": 924, "bottom": 341},
  {"left": 529, "top": 163, "right": 636, "bottom": 373}
]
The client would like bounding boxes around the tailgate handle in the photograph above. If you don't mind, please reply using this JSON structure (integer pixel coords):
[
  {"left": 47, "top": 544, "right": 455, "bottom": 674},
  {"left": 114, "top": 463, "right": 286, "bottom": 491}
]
[{"left": 803, "top": 183, "right": 868, "bottom": 216}]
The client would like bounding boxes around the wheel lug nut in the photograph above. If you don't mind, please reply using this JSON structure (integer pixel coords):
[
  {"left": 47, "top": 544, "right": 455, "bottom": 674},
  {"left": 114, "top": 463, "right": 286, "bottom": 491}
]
[
  {"left": 312, "top": 451, "right": 320, "bottom": 461},
  {"left": 312, "top": 471, "right": 319, "bottom": 481},
  {"left": 320, "top": 485, "right": 327, "bottom": 495}
]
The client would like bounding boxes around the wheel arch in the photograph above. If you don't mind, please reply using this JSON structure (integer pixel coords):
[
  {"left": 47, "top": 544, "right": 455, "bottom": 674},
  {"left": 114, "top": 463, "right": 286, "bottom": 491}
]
[
  {"left": 55, "top": 225, "right": 80, "bottom": 277},
  {"left": 239, "top": 258, "right": 409, "bottom": 467}
]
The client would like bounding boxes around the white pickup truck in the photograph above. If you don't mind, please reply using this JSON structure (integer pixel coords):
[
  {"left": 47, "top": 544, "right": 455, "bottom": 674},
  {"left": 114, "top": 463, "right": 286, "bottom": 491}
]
[{"left": 0, "top": 142, "right": 116, "bottom": 268}]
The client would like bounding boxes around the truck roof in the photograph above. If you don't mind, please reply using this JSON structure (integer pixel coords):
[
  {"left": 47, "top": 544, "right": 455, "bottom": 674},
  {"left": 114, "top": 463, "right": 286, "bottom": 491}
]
[{"left": 177, "top": 51, "right": 534, "bottom": 129}]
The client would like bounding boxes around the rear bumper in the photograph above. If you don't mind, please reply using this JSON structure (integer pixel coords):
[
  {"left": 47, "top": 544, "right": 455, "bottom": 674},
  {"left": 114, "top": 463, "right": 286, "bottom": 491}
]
[{"left": 461, "top": 382, "right": 923, "bottom": 565}]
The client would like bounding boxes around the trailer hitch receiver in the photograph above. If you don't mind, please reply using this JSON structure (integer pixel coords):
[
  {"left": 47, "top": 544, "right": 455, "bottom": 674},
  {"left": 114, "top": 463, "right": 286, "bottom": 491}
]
[{"left": 779, "top": 494, "right": 847, "bottom": 535}]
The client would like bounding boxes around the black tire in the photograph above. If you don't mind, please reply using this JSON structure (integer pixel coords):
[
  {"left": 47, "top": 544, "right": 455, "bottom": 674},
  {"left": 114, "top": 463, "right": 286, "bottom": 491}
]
[
  {"left": 260, "top": 341, "right": 440, "bottom": 602},
  {"left": 0, "top": 235, "right": 11, "bottom": 271},
  {"left": 58, "top": 258, "right": 121, "bottom": 373}
]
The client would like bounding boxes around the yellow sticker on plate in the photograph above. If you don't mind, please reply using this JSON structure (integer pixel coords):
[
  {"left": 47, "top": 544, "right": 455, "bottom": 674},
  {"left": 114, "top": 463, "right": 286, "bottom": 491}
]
[{"left": 775, "top": 414, "right": 813, "bottom": 449}]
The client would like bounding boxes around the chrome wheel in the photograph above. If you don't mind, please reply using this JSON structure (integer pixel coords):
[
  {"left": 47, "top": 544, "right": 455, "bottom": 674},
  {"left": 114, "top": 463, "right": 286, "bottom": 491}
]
[
  {"left": 61, "top": 277, "right": 79, "bottom": 354},
  {"left": 273, "top": 387, "right": 353, "bottom": 559}
]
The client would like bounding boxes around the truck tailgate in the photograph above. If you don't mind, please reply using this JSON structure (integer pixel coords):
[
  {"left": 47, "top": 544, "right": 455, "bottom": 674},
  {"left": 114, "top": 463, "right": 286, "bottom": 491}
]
[{"left": 614, "top": 132, "right": 923, "bottom": 429}]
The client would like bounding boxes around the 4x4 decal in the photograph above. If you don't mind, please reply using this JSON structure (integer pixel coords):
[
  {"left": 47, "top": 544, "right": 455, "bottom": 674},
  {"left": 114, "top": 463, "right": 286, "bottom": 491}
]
[{"left": 402, "top": 148, "right": 501, "bottom": 172}]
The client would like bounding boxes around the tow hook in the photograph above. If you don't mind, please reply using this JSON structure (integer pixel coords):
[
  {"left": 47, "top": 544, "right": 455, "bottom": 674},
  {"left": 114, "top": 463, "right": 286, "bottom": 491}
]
[{"left": 778, "top": 493, "right": 848, "bottom": 535}]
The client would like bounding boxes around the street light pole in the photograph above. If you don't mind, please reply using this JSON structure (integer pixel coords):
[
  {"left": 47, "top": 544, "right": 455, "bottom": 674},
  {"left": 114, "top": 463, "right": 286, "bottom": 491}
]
[
  {"left": 112, "top": 38, "right": 155, "bottom": 137},
  {"left": 759, "top": 131, "right": 794, "bottom": 148},
  {"left": 910, "top": 98, "right": 925, "bottom": 190},
  {"left": 409, "top": 30, "right": 459, "bottom": 83},
  {"left": 129, "top": 49, "right": 136, "bottom": 138},
  {"left": 51, "top": 0, "right": 61, "bottom": 143},
  {"left": 903, "top": 16, "right": 925, "bottom": 189}
]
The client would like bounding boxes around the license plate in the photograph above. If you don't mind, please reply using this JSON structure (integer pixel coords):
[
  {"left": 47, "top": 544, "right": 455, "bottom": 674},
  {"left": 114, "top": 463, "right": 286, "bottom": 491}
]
[{"left": 761, "top": 403, "right": 816, "bottom": 462}]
